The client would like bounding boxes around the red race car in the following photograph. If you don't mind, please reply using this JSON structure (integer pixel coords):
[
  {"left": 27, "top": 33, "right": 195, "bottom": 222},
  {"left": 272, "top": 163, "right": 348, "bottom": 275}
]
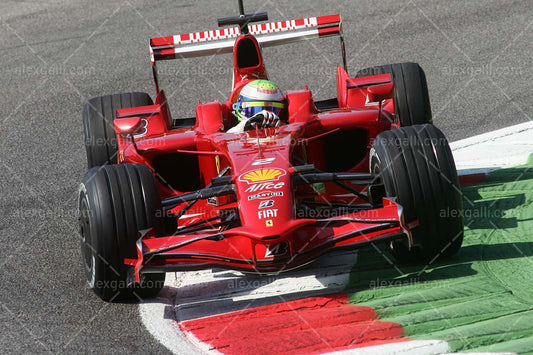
[{"left": 79, "top": 1, "right": 463, "bottom": 301}]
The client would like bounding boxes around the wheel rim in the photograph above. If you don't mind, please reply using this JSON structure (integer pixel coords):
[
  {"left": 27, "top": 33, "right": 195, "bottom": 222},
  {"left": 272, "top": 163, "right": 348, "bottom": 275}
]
[
  {"left": 372, "top": 161, "right": 381, "bottom": 181},
  {"left": 79, "top": 195, "right": 95, "bottom": 287}
]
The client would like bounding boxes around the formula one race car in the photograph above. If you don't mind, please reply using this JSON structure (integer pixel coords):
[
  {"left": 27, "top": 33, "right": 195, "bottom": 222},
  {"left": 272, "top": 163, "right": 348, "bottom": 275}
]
[{"left": 79, "top": 1, "right": 463, "bottom": 301}]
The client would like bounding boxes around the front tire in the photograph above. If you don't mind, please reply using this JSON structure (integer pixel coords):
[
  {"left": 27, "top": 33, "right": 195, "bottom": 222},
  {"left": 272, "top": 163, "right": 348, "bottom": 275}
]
[
  {"left": 356, "top": 62, "right": 432, "bottom": 126},
  {"left": 78, "top": 164, "right": 164, "bottom": 301},
  {"left": 371, "top": 124, "right": 463, "bottom": 262}
]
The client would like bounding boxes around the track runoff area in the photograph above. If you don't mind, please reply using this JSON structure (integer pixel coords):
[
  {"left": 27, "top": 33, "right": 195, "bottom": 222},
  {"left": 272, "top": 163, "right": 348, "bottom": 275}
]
[{"left": 140, "top": 121, "right": 533, "bottom": 355}]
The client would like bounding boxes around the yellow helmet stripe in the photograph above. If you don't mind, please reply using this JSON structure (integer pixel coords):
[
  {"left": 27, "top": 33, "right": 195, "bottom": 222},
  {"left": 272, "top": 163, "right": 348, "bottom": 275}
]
[{"left": 241, "top": 101, "right": 285, "bottom": 108}]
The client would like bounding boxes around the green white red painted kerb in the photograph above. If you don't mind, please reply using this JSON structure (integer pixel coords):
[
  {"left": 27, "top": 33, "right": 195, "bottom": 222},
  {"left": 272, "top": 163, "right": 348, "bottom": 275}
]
[{"left": 140, "top": 121, "right": 533, "bottom": 355}]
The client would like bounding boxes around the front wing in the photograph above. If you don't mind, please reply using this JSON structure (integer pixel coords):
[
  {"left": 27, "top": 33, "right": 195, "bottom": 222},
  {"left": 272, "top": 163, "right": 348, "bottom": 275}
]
[{"left": 126, "top": 199, "right": 411, "bottom": 282}]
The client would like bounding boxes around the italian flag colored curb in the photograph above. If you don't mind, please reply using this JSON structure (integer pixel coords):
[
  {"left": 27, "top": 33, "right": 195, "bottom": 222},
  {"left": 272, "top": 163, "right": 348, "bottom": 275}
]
[
  {"left": 179, "top": 293, "right": 405, "bottom": 354},
  {"left": 140, "top": 121, "right": 533, "bottom": 355}
]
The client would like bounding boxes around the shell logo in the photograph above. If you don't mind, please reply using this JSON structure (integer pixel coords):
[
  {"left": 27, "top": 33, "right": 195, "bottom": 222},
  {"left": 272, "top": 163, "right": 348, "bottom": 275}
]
[{"left": 239, "top": 168, "right": 286, "bottom": 184}]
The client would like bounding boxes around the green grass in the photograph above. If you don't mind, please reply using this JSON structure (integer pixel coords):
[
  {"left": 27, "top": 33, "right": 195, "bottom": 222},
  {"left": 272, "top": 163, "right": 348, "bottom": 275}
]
[{"left": 346, "top": 157, "right": 533, "bottom": 353}]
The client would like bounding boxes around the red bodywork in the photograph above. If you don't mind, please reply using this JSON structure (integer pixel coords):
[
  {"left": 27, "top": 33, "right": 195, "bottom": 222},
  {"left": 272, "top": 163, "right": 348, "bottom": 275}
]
[{"left": 115, "top": 15, "right": 411, "bottom": 280}]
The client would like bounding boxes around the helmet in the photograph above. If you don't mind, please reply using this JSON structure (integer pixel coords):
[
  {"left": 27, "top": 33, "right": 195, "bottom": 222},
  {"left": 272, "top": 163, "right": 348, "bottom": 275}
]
[{"left": 234, "top": 80, "right": 285, "bottom": 121}]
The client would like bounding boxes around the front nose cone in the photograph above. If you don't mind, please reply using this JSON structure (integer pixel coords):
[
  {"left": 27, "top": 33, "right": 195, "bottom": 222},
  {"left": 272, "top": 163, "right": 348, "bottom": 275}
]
[{"left": 236, "top": 167, "right": 293, "bottom": 235}]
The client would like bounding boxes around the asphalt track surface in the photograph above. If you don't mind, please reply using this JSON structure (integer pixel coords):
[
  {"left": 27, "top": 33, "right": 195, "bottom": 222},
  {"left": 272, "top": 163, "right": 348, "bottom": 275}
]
[{"left": 0, "top": 0, "right": 531, "bottom": 353}]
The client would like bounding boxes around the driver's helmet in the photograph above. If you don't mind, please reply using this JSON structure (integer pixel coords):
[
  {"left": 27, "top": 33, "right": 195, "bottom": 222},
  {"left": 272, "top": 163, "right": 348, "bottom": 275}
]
[{"left": 234, "top": 80, "right": 285, "bottom": 121}]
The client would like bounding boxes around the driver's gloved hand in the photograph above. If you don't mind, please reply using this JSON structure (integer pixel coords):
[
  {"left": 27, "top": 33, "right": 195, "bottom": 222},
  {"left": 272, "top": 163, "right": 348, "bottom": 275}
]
[
  {"left": 227, "top": 110, "right": 281, "bottom": 133},
  {"left": 253, "top": 110, "right": 280, "bottom": 128}
]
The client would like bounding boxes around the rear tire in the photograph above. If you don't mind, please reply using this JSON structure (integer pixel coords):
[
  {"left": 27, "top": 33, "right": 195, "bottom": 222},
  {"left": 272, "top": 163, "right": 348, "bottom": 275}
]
[
  {"left": 370, "top": 124, "right": 463, "bottom": 262},
  {"left": 356, "top": 62, "right": 432, "bottom": 126},
  {"left": 83, "top": 92, "right": 153, "bottom": 168},
  {"left": 78, "top": 163, "right": 164, "bottom": 301}
]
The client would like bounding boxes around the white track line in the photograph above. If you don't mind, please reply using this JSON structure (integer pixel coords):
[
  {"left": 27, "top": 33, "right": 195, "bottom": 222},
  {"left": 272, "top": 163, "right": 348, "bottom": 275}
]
[
  {"left": 326, "top": 340, "right": 450, "bottom": 354},
  {"left": 452, "top": 120, "right": 533, "bottom": 175},
  {"left": 138, "top": 276, "right": 206, "bottom": 355},
  {"left": 140, "top": 122, "right": 532, "bottom": 354}
]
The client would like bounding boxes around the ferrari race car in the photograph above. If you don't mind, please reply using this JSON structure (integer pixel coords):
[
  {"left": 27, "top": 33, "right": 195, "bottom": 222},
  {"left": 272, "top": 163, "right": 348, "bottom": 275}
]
[{"left": 79, "top": 1, "right": 463, "bottom": 301}]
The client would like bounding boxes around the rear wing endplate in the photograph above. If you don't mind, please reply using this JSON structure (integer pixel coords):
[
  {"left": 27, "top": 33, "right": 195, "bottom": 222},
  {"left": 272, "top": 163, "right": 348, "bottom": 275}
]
[{"left": 149, "top": 14, "right": 345, "bottom": 92}]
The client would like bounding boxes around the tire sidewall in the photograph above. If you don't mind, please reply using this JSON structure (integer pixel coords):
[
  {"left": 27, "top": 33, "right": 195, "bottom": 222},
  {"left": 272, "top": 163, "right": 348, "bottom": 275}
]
[{"left": 78, "top": 182, "right": 96, "bottom": 289}]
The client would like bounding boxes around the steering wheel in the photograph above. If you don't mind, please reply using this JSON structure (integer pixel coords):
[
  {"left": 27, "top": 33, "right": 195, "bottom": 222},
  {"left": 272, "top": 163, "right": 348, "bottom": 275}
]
[{"left": 243, "top": 114, "right": 264, "bottom": 131}]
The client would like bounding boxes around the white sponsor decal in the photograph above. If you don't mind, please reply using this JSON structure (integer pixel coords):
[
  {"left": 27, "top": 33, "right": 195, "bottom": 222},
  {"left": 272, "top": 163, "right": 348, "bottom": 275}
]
[
  {"left": 247, "top": 191, "right": 283, "bottom": 201},
  {"left": 245, "top": 182, "right": 284, "bottom": 193},
  {"left": 258, "top": 200, "right": 274, "bottom": 209},
  {"left": 251, "top": 157, "right": 275, "bottom": 166},
  {"left": 133, "top": 119, "right": 148, "bottom": 136},
  {"left": 365, "top": 94, "right": 380, "bottom": 106},
  {"left": 264, "top": 241, "right": 289, "bottom": 257},
  {"left": 258, "top": 209, "right": 278, "bottom": 220}
]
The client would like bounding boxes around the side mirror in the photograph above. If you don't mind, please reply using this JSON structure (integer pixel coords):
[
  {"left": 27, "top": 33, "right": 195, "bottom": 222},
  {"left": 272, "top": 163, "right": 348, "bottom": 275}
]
[
  {"left": 114, "top": 117, "right": 143, "bottom": 136},
  {"left": 367, "top": 82, "right": 394, "bottom": 102}
]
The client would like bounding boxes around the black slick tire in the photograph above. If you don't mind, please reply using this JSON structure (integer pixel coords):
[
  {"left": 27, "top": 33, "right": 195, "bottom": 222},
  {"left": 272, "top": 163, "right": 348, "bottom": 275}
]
[
  {"left": 370, "top": 124, "right": 463, "bottom": 262},
  {"left": 78, "top": 163, "right": 164, "bottom": 302}
]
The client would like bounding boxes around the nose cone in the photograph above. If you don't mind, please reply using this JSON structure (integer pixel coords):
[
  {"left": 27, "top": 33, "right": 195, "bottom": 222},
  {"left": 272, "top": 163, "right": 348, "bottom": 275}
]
[{"left": 236, "top": 167, "right": 292, "bottom": 235}]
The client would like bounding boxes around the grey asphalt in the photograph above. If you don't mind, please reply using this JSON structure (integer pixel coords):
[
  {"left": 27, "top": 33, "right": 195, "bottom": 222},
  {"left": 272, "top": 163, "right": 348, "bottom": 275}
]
[{"left": 0, "top": 0, "right": 531, "bottom": 353}]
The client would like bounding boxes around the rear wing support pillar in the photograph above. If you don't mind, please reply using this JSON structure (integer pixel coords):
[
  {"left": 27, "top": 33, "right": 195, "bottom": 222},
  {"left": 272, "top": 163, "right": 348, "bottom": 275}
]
[
  {"left": 340, "top": 33, "right": 347, "bottom": 73},
  {"left": 149, "top": 46, "right": 160, "bottom": 93}
]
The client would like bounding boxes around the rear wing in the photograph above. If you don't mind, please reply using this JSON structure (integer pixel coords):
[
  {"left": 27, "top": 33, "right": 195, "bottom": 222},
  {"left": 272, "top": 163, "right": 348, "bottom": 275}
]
[{"left": 149, "top": 14, "right": 345, "bottom": 92}]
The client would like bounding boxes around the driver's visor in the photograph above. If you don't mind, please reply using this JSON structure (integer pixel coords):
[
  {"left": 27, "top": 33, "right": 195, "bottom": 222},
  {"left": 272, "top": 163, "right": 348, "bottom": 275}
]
[{"left": 239, "top": 101, "right": 284, "bottom": 120}]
